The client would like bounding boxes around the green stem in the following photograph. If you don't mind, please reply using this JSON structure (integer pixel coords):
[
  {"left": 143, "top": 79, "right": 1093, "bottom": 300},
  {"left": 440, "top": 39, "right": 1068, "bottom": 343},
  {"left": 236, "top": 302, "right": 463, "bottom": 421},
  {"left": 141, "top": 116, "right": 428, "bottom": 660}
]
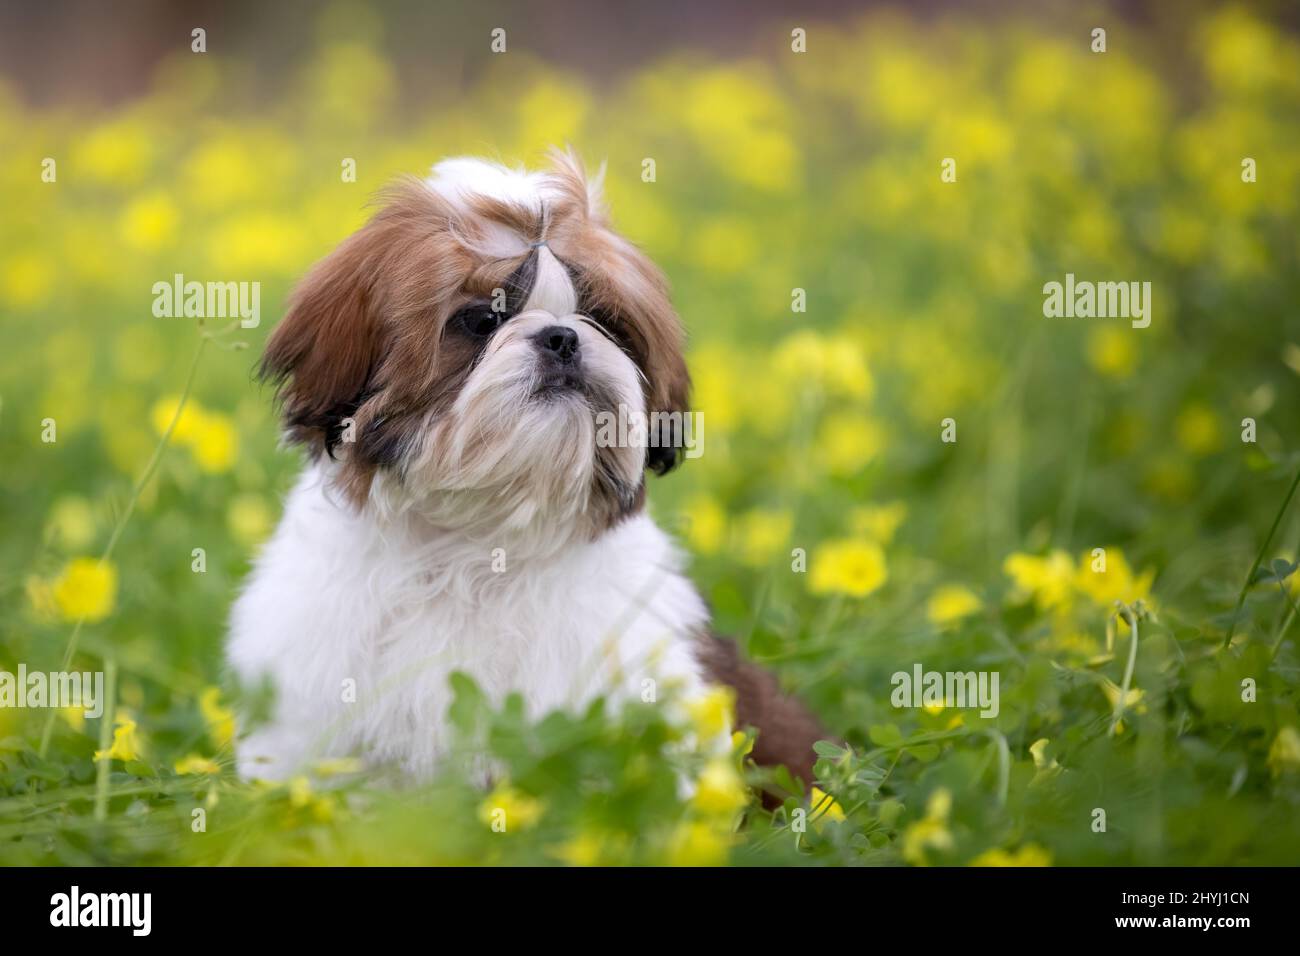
[
  {"left": 1270, "top": 580, "right": 1299, "bottom": 661},
  {"left": 1109, "top": 608, "right": 1139, "bottom": 736},
  {"left": 983, "top": 729, "right": 1010, "bottom": 806},
  {"left": 1223, "top": 460, "right": 1300, "bottom": 649},
  {"left": 93, "top": 659, "right": 117, "bottom": 823},
  {"left": 38, "top": 335, "right": 209, "bottom": 757}
]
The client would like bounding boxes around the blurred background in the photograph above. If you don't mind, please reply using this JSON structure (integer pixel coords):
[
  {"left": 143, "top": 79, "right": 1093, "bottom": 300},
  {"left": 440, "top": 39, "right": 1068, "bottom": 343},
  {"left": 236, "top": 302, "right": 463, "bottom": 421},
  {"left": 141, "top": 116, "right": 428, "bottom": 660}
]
[{"left": 2, "top": 0, "right": 1300, "bottom": 865}]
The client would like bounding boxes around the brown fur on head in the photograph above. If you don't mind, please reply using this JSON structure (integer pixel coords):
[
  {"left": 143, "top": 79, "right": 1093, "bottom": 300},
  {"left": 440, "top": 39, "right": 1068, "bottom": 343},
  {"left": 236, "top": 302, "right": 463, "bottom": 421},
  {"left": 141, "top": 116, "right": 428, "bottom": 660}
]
[{"left": 260, "top": 151, "right": 691, "bottom": 536}]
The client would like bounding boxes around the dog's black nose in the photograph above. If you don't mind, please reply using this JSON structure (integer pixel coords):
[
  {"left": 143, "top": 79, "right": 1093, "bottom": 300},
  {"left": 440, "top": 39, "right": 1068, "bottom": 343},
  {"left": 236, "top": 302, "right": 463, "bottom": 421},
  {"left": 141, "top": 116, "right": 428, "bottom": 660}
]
[{"left": 536, "top": 325, "right": 579, "bottom": 361}]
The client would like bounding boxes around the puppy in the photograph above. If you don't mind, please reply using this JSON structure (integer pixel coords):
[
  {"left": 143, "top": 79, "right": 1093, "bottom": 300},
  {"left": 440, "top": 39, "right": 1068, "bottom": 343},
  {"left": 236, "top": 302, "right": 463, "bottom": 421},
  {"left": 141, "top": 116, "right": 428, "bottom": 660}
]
[{"left": 227, "top": 151, "right": 824, "bottom": 789}]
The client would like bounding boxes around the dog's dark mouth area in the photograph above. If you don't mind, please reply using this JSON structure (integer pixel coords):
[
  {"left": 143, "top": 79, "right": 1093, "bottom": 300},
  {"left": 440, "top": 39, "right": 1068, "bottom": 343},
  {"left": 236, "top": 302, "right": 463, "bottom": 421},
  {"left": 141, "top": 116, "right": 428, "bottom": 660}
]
[{"left": 532, "top": 370, "right": 586, "bottom": 398}]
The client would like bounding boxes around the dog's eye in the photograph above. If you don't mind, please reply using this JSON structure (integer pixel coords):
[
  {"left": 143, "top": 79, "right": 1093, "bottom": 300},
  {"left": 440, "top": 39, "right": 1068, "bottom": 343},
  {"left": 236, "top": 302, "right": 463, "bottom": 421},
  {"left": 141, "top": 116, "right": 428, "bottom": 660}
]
[
  {"left": 453, "top": 303, "right": 509, "bottom": 338},
  {"left": 582, "top": 307, "right": 633, "bottom": 352}
]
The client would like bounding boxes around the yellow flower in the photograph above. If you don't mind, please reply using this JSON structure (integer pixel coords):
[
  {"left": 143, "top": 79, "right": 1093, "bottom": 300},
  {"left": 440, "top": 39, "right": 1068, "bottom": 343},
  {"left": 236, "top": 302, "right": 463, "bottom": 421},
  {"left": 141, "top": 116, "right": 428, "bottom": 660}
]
[
  {"left": 816, "top": 413, "right": 885, "bottom": 476},
  {"left": 550, "top": 830, "right": 627, "bottom": 867},
  {"left": 1200, "top": 8, "right": 1279, "bottom": 92},
  {"left": 1175, "top": 402, "right": 1223, "bottom": 457},
  {"left": 772, "top": 331, "right": 872, "bottom": 399},
  {"left": 682, "top": 495, "right": 726, "bottom": 555},
  {"left": 190, "top": 412, "right": 238, "bottom": 473},
  {"left": 1100, "top": 678, "right": 1147, "bottom": 735},
  {"left": 175, "top": 754, "right": 222, "bottom": 775},
  {"left": 289, "top": 775, "right": 314, "bottom": 808},
  {"left": 734, "top": 508, "right": 793, "bottom": 567},
  {"left": 810, "top": 786, "right": 846, "bottom": 828},
  {"left": 1003, "top": 550, "right": 1075, "bottom": 612},
  {"left": 849, "top": 501, "right": 907, "bottom": 544},
  {"left": 665, "top": 819, "right": 731, "bottom": 866},
  {"left": 1, "top": 252, "right": 55, "bottom": 309},
  {"left": 207, "top": 212, "right": 310, "bottom": 274},
  {"left": 516, "top": 79, "right": 590, "bottom": 156},
  {"left": 1009, "top": 43, "right": 1072, "bottom": 114},
  {"left": 199, "top": 687, "right": 235, "bottom": 749},
  {"left": 1029, "top": 738, "right": 1059, "bottom": 771},
  {"left": 151, "top": 395, "right": 205, "bottom": 444},
  {"left": 970, "top": 844, "right": 1052, "bottom": 867},
  {"left": 688, "top": 346, "right": 742, "bottom": 431},
  {"left": 94, "top": 715, "right": 141, "bottom": 763},
  {"left": 478, "top": 784, "right": 544, "bottom": 831},
  {"left": 75, "top": 116, "right": 152, "bottom": 184},
  {"left": 867, "top": 48, "right": 945, "bottom": 131},
  {"left": 119, "top": 192, "right": 178, "bottom": 251},
  {"left": 686, "top": 685, "right": 735, "bottom": 742},
  {"left": 731, "top": 730, "right": 755, "bottom": 758},
  {"left": 682, "top": 66, "right": 799, "bottom": 193},
  {"left": 149, "top": 397, "right": 238, "bottom": 472},
  {"left": 819, "top": 337, "right": 874, "bottom": 398},
  {"left": 1074, "top": 549, "right": 1154, "bottom": 608},
  {"left": 287, "top": 775, "right": 336, "bottom": 821},
  {"left": 51, "top": 558, "right": 118, "bottom": 623},
  {"left": 692, "top": 758, "right": 749, "bottom": 817},
  {"left": 1100, "top": 678, "right": 1144, "bottom": 711},
  {"left": 901, "top": 788, "right": 954, "bottom": 865},
  {"left": 927, "top": 585, "right": 983, "bottom": 625},
  {"left": 183, "top": 135, "right": 263, "bottom": 207},
  {"left": 1268, "top": 726, "right": 1300, "bottom": 777},
  {"left": 810, "top": 540, "right": 887, "bottom": 598},
  {"left": 1087, "top": 327, "right": 1138, "bottom": 379}
]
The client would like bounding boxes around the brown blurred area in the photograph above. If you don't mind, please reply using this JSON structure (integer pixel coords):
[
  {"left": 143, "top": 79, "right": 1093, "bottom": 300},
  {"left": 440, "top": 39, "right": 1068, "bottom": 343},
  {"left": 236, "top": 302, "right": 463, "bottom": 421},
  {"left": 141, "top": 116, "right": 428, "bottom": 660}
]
[
  {"left": 7, "top": 0, "right": 1286, "bottom": 110},
  {"left": 0, "top": 0, "right": 846, "bottom": 108}
]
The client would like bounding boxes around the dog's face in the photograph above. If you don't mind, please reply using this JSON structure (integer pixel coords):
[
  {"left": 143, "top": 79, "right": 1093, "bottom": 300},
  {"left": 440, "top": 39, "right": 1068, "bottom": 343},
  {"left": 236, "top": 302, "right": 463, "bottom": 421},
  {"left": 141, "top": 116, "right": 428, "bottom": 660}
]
[{"left": 261, "top": 152, "right": 690, "bottom": 539}]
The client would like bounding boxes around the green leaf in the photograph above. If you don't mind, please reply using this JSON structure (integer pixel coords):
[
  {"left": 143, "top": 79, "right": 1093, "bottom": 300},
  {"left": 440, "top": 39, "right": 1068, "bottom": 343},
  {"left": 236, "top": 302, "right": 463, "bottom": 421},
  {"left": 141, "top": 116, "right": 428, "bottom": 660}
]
[
  {"left": 773, "top": 764, "right": 799, "bottom": 795},
  {"left": 447, "top": 671, "right": 486, "bottom": 737},
  {"left": 877, "top": 798, "right": 904, "bottom": 827},
  {"left": 868, "top": 724, "right": 904, "bottom": 747},
  {"left": 813, "top": 739, "right": 846, "bottom": 758}
]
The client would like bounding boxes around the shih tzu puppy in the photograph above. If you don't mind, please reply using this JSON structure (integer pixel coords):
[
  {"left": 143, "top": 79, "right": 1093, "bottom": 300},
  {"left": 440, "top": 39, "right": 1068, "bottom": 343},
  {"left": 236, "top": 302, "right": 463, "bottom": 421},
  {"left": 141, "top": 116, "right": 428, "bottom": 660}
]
[{"left": 227, "top": 150, "right": 824, "bottom": 790}]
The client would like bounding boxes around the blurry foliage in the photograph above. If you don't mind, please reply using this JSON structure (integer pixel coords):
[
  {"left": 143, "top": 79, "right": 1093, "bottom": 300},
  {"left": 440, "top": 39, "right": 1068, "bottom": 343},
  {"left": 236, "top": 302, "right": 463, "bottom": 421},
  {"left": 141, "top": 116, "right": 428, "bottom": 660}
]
[{"left": 2, "top": 4, "right": 1300, "bottom": 864}]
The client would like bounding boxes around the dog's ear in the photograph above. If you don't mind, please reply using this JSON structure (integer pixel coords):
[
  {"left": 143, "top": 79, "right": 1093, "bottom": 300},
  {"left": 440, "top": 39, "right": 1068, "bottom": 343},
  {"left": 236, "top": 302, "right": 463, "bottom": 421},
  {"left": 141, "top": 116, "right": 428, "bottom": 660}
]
[
  {"left": 260, "top": 223, "right": 385, "bottom": 456},
  {"left": 646, "top": 348, "right": 691, "bottom": 475},
  {"left": 630, "top": 269, "right": 691, "bottom": 477},
  {"left": 261, "top": 179, "right": 460, "bottom": 458}
]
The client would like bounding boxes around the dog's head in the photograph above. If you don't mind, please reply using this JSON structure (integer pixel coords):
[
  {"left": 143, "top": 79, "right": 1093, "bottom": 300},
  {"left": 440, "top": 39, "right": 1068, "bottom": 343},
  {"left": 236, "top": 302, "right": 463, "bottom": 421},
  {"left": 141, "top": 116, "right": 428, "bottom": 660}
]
[{"left": 260, "top": 151, "right": 690, "bottom": 539}]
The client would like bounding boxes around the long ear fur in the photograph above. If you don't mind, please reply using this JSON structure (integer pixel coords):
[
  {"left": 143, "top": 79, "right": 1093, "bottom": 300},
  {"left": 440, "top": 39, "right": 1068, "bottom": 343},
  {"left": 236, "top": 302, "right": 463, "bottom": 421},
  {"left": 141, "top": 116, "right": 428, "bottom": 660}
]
[
  {"left": 260, "top": 179, "right": 462, "bottom": 458},
  {"left": 259, "top": 224, "right": 384, "bottom": 455}
]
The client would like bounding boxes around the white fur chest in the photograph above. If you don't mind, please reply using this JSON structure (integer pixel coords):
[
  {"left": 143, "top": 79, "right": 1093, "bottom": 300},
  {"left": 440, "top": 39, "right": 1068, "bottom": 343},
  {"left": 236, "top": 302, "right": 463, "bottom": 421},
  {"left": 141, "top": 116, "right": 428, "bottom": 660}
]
[{"left": 226, "top": 466, "right": 711, "bottom": 780}]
